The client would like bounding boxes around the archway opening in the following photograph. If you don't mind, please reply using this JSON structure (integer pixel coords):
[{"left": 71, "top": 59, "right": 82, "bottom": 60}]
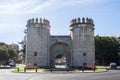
[
  {"left": 50, "top": 42, "right": 71, "bottom": 68},
  {"left": 55, "top": 54, "right": 67, "bottom": 68}
]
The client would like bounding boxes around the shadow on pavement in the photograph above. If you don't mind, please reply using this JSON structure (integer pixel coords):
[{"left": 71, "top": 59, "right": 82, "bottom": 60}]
[{"left": 0, "top": 67, "right": 11, "bottom": 69}]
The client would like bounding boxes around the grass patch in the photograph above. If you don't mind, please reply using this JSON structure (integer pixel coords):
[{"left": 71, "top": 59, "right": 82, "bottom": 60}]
[
  {"left": 96, "top": 66, "right": 107, "bottom": 71},
  {"left": 12, "top": 66, "right": 107, "bottom": 72},
  {"left": 13, "top": 67, "right": 45, "bottom": 72}
]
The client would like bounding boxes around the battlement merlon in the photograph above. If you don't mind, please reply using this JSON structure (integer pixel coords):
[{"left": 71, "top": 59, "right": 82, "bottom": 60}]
[
  {"left": 26, "top": 18, "right": 51, "bottom": 27},
  {"left": 70, "top": 17, "right": 94, "bottom": 27}
]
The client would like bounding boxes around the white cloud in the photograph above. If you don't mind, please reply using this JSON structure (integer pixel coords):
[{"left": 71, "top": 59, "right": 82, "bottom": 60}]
[
  {"left": 0, "top": 23, "right": 24, "bottom": 34},
  {"left": 0, "top": 0, "right": 116, "bottom": 44},
  {"left": 0, "top": 22, "right": 25, "bottom": 44},
  {"left": 0, "top": 0, "right": 107, "bottom": 14},
  {"left": 26, "top": 0, "right": 53, "bottom": 14},
  {"left": 0, "top": 0, "right": 34, "bottom": 14}
]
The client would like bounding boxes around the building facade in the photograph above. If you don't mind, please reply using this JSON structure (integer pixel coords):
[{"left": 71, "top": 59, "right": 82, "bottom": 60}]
[{"left": 25, "top": 17, "right": 95, "bottom": 67}]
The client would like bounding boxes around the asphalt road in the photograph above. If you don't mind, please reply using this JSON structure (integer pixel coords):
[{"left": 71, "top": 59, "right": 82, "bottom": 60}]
[{"left": 0, "top": 69, "right": 120, "bottom": 80}]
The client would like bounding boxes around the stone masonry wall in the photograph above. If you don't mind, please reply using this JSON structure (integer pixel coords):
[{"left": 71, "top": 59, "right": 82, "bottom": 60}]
[
  {"left": 70, "top": 17, "right": 95, "bottom": 66},
  {"left": 26, "top": 18, "right": 50, "bottom": 67},
  {"left": 25, "top": 17, "right": 95, "bottom": 67}
]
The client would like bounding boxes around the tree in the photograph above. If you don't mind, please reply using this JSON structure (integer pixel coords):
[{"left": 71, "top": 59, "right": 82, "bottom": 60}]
[
  {"left": 95, "top": 35, "right": 120, "bottom": 65},
  {"left": 0, "top": 45, "right": 18, "bottom": 65},
  {"left": 19, "top": 39, "right": 26, "bottom": 63},
  {"left": 0, "top": 45, "right": 9, "bottom": 65},
  {"left": 7, "top": 46, "right": 18, "bottom": 60}
]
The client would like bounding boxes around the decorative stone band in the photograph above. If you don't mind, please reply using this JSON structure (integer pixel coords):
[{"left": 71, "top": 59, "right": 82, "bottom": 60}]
[{"left": 70, "top": 17, "right": 94, "bottom": 26}]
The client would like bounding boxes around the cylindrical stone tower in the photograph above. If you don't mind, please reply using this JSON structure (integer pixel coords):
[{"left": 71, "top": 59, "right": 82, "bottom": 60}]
[
  {"left": 70, "top": 17, "right": 95, "bottom": 67},
  {"left": 25, "top": 18, "right": 51, "bottom": 67}
]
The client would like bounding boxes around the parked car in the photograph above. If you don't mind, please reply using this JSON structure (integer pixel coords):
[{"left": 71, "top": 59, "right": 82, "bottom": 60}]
[
  {"left": 9, "top": 60, "right": 16, "bottom": 67},
  {"left": 110, "top": 63, "right": 117, "bottom": 69}
]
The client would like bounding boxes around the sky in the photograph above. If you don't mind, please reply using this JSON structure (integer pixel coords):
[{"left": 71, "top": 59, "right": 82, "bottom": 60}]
[{"left": 0, "top": 0, "right": 120, "bottom": 44}]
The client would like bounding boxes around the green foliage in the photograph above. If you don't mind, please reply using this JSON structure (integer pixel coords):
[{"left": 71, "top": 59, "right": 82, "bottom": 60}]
[
  {"left": 19, "top": 40, "right": 26, "bottom": 63},
  {"left": 7, "top": 46, "right": 18, "bottom": 59},
  {"left": 0, "top": 45, "right": 9, "bottom": 63},
  {"left": 95, "top": 35, "right": 120, "bottom": 65},
  {"left": 0, "top": 45, "right": 18, "bottom": 65}
]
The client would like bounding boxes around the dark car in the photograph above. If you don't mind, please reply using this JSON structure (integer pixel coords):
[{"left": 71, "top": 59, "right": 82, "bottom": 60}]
[{"left": 9, "top": 60, "right": 16, "bottom": 67}]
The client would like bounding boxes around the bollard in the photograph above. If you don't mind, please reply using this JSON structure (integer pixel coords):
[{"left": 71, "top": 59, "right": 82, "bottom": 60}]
[
  {"left": 67, "top": 68, "right": 69, "bottom": 72},
  {"left": 93, "top": 68, "right": 96, "bottom": 72},
  {"left": 82, "top": 67, "right": 84, "bottom": 72},
  {"left": 36, "top": 68, "right": 37, "bottom": 72},
  {"left": 24, "top": 68, "right": 26, "bottom": 72},
  {"left": 50, "top": 69, "right": 52, "bottom": 72},
  {"left": 50, "top": 68, "right": 52, "bottom": 72},
  {"left": 50, "top": 64, "right": 52, "bottom": 72},
  {"left": 17, "top": 68, "right": 19, "bottom": 72},
  {"left": 66, "top": 64, "right": 69, "bottom": 72}
]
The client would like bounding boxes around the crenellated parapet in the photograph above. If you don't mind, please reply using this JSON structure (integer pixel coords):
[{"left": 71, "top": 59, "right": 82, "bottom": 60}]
[
  {"left": 26, "top": 18, "right": 50, "bottom": 27},
  {"left": 70, "top": 17, "right": 94, "bottom": 27}
]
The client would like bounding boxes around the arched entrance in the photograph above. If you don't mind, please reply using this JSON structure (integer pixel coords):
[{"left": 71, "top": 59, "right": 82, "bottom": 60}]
[
  {"left": 50, "top": 42, "right": 71, "bottom": 68},
  {"left": 54, "top": 54, "right": 66, "bottom": 68}
]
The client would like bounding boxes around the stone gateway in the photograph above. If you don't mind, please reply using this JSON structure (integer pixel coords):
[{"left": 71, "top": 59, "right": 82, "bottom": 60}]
[{"left": 25, "top": 17, "right": 95, "bottom": 68}]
